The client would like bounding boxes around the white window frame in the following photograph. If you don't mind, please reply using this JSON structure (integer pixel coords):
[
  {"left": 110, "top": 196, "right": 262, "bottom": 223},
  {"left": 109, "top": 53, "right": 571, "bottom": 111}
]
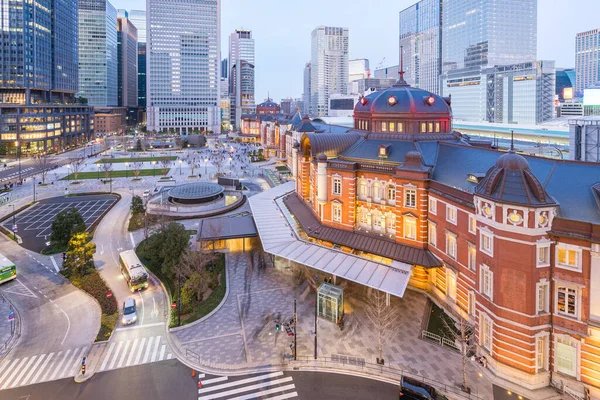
[
  {"left": 429, "top": 197, "right": 437, "bottom": 215},
  {"left": 447, "top": 269, "right": 457, "bottom": 301},
  {"left": 556, "top": 282, "right": 580, "bottom": 320},
  {"left": 536, "top": 242, "right": 551, "bottom": 268},
  {"left": 358, "top": 180, "right": 368, "bottom": 199},
  {"left": 536, "top": 279, "right": 549, "bottom": 314},
  {"left": 480, "top": 230, "right": 494, "bottom": 257},
  {"left": 446, "top": 204, "right": 457, "bottom": 225},
  {"left": 404, "top": 216, "right": 417, "bottom": 240},
  {"left": 479, "top": 313, "right": 493, "bottom": 352},
  {"left": 332, "top": 203, "right": 342, "bottom": 223},
  {"left": 372, "top": 181, "right": 382, "bottom": 201},
  {"left": 332, "top": 177, "right": 342, "bottom": 195},
  {"left": 387, "top": 185, "right": 396, "bottom": 202},
  {"left": 468, "top": 214, "right": 477, "bottom": 234},
  {"left": 535, "top": 334, "right": 549, "bottom": 373},
  {"left": 446, "top": 232, "right": 457, "bottom": 259},
  {"left": 555, "top": 244, "right": 582, "bottom": 272},
  {"left": 386, "top": 213, "right": 396, "bottom": 233},
  {"left": 468, "top": 291, "right": 476, "bottom": 316},
  {"left": 480, "top": 264, "right": 493, "bottom": 300},
  {"left": 555, "top": 335, "right": 579, "bottom": 378},
  {"left": 428, "top": 221, "right": 437, "bottom": 247},
  {"left": 404, "top": 188, "right": 416, "bottom": 208},
  {"left": 468, "top": 242, "right": 476, "bottom": 271}
]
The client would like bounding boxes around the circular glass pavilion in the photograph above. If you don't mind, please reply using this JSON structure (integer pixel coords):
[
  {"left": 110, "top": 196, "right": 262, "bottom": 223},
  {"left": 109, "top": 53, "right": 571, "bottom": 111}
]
[{"left": 167, "top": 182, "right": 225, "bottom": 205}]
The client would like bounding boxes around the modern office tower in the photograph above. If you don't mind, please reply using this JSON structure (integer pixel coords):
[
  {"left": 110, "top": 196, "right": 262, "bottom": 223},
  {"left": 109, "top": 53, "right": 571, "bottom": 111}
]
[
  {"left": 147, "top": 0, "right": 221, "bottom": 134},
  {"left": 129, "top": 10, "right": 146, "bottom": 109},
  {"left": 229, "top": 29, "right": 255, "bottom": 128},
  {"left": 374, "top": 65, "right": 400, "bottom": 79},
  {"left": 348, "top": 78, "right": 396, "bottom": 95},
  {"left": 556, "top": 68, "right": 576, "bottom": 102},
  {"left": 220, "top": 78, "right": 230, "bottom": 130},
  {"left": 576, "top": 29, "right": 600, "bottom": 96},
  {"left": 311, "top": 26, "right": 349, "bottom": 117},
  {"left": 349, "top": 59, "right": 370, "bottom": 82},
  {"left": 78, "top": 0, "right": 118, "bottom": 107},
  {"left": 280, "top": 98, "right": 293, "bottom": 115},
  {"left": 303, "top": 62, "right": 312, "bottom": 116},
  {"left": 117, "top": 10, "right": 138, "bottom": 110},
  {"left": 221, "top": 58, "right": 229, "bottom": 79},
  {"left": 0, "top": 0, "right": 94, "bottom": 155},
  {"left": 441, "top": 0, "right": 536, "bottom": 74},
  {"left": 399, "top": 0, "right": 442, "bottom": 94}
]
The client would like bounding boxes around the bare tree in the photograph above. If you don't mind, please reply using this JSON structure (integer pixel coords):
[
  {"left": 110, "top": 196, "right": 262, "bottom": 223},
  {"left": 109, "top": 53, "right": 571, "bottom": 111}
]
[
  {"left": 69, "top": 157, "right": 85, "bottom": 181},
  {"left": 101, "top": 162, "right": 113, "bottom": 180},
  {"left": 34, "top": 155, "right": 51, "bottom": 184},
  {"left": 363, "top": 290, "right": 400, "bottom": 365},
  {"left": 131, "top": 161, "right": 143, "bottom": 178},
  {"left": 209, "top": 151, "right": 226, "bottom": 175},
  {"left": 186, "top": 154, "right": 201, "bottom": 177},
  {"left": 174, "top": 249, "right": 216, "bottom": 301},
  {"left": 159, "top": 158, "right": 171, "bottom": 175},
  {"left": 102, "top": 138, "right": 111, "bottom": 153},
  {"left": 442, "top": 310, "right": 476, "bottom": 393}
]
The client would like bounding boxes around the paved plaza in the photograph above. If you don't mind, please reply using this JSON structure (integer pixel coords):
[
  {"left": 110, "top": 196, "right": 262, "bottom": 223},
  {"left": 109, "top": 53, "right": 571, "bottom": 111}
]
[{"left": 170, "top": 252, "right": 495, "bottom": 399}]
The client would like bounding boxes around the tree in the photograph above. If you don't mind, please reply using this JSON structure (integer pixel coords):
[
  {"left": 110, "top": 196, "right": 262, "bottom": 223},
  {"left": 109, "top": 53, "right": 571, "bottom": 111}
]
[
  {"left": 131, "top": 161, "right": 143, "bottom": 178},
  {"left": 209, "top": 151, "right": 226, "bottom": 175},
  {"left": 186, "top": 154, "right": 201, "bottom": 177},
  {"left": 50, "top": 207, "right": 86, "bottom": 247},
  {"left": 34, "top": 154, "right": 51, "bottom": 184},
  {"left": 159, "top": 158, "right": 171, "bottom": 175},
  {"left": 63, "top": 232, "right": 96, "bottom": 274},
  {"left": 135, "top": 138, "right": 142, "bottom": 151},
  {"left": 442, "top": 310, "right": 476, "bottom": 393},
  {"left": 131, "top": 195, "right": 145, "bottom": 215},
  {"left": 176, "top": 250, "right": 215, "bottom": 302},
  {"left": 363, "top": 290, "right": 400, "bottom": 365},
  {"left": 69, "top": 157, "right": 85, "bottom": 181},
  {"left": 101, "top": 162, "right": 113, "bottom": 180}
]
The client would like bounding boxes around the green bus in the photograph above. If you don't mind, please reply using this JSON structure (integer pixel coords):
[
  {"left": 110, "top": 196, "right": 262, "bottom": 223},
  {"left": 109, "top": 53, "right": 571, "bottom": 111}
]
[
  {"left": 119, "top": 250, "right": 149, "bottom": 292},
  {"left": 0, "top": 253, "right": 17, "bottom": 284}
]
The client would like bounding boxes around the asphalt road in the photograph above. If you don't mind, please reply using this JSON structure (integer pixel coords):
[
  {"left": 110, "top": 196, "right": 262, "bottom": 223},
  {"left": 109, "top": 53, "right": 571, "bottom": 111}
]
[{"left": 0, "top": 359, "right": 400, "bottom": 400}]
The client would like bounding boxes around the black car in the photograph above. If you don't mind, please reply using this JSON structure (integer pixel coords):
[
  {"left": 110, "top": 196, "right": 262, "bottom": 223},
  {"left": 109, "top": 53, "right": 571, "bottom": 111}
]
[{"left": 399, "top": 376, "right": 449, "bottom": 400}]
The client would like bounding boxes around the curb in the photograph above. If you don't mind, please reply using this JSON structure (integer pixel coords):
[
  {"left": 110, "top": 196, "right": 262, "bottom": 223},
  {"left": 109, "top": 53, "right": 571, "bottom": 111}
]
[{"left": 0, "top": 294, "right": 21, "bottom": 362}]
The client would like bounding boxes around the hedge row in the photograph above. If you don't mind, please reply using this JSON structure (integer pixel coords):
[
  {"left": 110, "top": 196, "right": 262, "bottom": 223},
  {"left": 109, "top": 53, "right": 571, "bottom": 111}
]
[{"left": 69, "top": 269, "right": 118, "bottom": 315}]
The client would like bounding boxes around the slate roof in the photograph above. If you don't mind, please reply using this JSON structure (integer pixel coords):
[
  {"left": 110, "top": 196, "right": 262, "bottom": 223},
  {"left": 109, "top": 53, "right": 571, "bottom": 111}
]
[
  {"left": 284, "top": 193, "right": 442, "bottom": 268},
  {"left": 302, "top": 132, "right": 362, "bottom": 157},
  {"left": 354, "top": 84, "right": 451, "bottom": 116},
  {"left": 197, "top": 215, "right": 258, "bottom": 241}
]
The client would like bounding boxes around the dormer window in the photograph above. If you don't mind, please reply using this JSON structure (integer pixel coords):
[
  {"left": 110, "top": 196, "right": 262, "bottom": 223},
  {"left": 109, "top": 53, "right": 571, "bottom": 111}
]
[{"left": 378, "top": 144, "right": 391, "bottom": 158}]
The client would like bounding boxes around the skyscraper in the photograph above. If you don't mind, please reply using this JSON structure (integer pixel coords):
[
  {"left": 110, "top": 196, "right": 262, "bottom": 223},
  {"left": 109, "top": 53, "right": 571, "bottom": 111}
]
[
  {"left": 117, "top": 10, "right": 138, "bottom": 109},
  {"left": 229, "top": 29, "right": 255, "bottom": 129},
  {"left": 0, "top": 0, "right": 93, "bottom": 155},
  {"left": 221, "top": 58, "right": 228, "bottom": 79},
  {"left": 399, "top": 0, "right": 442, "bottom": 94},
  {"left": 129, "top": 10, "right": 147, "bottom": 109},
  {"left": 441, "top": 0, "right": 537, "bottom": 73},
  {"left": 147, "top": 0, "right": 221, "bottom": 134},
  {"left": 78, "top": 0, "right": 118, "bottom": 107},
  {"left": 303, "top": 62, "right": 312, "bottom": 116},
  {"left": 575, "top": 28, "right": 600, "bottom": 96},
  {"left": 349, "top": 59, "right": 370, "bottom": 82},
  {"left": 311, "top": 26, "right": 349, "bottom": 117}
]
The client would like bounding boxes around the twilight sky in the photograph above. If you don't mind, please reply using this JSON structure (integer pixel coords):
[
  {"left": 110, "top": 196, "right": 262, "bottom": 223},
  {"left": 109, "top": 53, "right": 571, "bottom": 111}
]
[{"left": 116, "top": 0, "right": 599, "bottom": 103}]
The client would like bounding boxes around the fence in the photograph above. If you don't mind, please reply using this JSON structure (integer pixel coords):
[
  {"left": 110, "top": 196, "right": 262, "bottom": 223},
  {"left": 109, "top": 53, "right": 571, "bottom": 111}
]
[{"left": 422, "top": 330, "right": 461, "bottom": 352}]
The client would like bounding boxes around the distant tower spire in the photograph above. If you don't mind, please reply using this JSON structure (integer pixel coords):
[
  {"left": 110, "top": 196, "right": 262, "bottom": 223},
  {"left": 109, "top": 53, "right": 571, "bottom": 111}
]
[
  {"left": 394, "top": 45, "right": 409, "bottom": 87},
  {"left": 510, "top": 130, "right": 515, "bottom": 152}
]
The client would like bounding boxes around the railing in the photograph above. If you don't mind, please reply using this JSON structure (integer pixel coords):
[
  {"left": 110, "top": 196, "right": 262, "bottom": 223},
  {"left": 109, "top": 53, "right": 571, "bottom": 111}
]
[
  {"left": 564, "top": 385, "right": 585, "bottom": 400},
  {"left": 422, "top": 330, "right": 460, "bottom": 353}
]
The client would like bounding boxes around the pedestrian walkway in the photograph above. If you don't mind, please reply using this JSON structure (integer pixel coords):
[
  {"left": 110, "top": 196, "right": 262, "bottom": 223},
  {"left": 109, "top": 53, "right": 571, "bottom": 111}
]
[
  {"left": 97, "top": 335, "right": 172, "bottom": 372},
  {"left": 0, "top": 293, "right": 16, "bottom": 358},
  {"left": 0, "top": 346, "right": 88, "bottom": 389},
  {"left": 198, "top": 372, "right": 298, "bottom": 400}
]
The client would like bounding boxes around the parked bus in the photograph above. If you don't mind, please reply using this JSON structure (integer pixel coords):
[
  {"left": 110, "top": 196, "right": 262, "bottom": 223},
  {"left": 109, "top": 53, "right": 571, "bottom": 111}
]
[
  {"left": 119, "top": 250, "right": 149, "bottom": 292},
  {"left": 0, "top": 253, "right": 17, "bottom": 285}
]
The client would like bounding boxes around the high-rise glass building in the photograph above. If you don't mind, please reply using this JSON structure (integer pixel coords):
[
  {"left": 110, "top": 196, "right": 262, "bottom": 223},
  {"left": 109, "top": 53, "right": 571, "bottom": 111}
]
[
  {"left": 129, "top": 10, "right": 146, "bottom": 109},
  {"left": 117, "top": 10, "right": 138, "bottom": 109},
  {"left": 441, "top": 0, "right": 537, "bottom": 73},
  {"left": 78, "top": 0, "right": 118, "bottom": 107},
  {"left": 399, "top": 0, "right": 442, "bottom": 94},
  {"left": 303, "top": 62, "right": 312, "bottom": 116},
  {"left": 349, "top": 59, "right": 370, "bottom": 83},
  {"left": 311, "top": 26, "right": 349, "bottom": 117},
  {"left": 147, "top": 0, "right": 220, "bottom": 134},
  {"left": 229, "top": 29, "right": 255, "bottom": 128},
  {"left": 575, "top": 28, "right": 600, "bottom": 96},
  {"left": 0, "top": 0, "right": 93, "bottom": 155}
]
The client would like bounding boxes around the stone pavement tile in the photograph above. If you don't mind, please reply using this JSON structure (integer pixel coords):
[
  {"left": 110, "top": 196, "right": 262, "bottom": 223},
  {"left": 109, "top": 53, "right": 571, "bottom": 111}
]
[{"left": 0, "top": 296, "right": 14, "bottom": 356}]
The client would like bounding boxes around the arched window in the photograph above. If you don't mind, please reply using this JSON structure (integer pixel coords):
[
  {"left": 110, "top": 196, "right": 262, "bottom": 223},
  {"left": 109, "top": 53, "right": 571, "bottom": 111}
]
[
  {"left": 381, "top": 122, "right": 387, "bottom": 132},
  {"left": 389, "top": 122, "right": 395, "bottom": 132},
  {"left": 386, "top": 213, "right": 396, "bottom": 233},
  {"left": 372, "top": 181, "right": 381, "bottom": 200},
  {"left": 387, "top": 185, "right": 396, "bottom": 202},
  {"left": 358, "top": 180, "right": 368, "bottom": 199}
]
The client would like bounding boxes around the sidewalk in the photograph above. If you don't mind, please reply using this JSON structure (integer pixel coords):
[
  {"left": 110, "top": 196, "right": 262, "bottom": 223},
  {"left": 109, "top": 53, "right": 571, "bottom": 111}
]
[
  {"left": 168, "top": 252, "right": 495, "bottom": 399},
  {"left": 0, "top": 292, "right": 19, "bottom": 359}
]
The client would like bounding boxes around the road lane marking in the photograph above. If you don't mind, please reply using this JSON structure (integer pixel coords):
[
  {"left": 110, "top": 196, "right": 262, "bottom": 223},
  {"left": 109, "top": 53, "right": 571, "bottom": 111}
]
[
  {"left": 151, "top": 297, "right": 158, "bottom": 319},
  {"left": 125, "top": 338, "right": 139, "bottom": 367},
  {"left": 49, "top": 350, "right": 71, "bottom": 381},
  {"left": 167, "top": 353, "right": 172, "bottom": 359},
  {"left": 159, "top": 344, "right": 166, "bottom": 361},
  {"left": 1, "top": 357, "right": 29, "bottom": 389},
  {"left": 201, "top": 384, "right": 297, "bottom": 400},
  {"left": 150, "top": 336, "right": 161, "bottom": 362},
  {"left": 142, "top": 336, "right": 155, "bottom": 364},
  {"left": 0, "top": 358, "right": 13, "bottom": 376},
  {"left": 68, "top": 347, "right": 87, "bottom": 377},
  {"left": 58, "top": 307, "right": 71, "bottom": 346},
  {"left": 3, "top": 279, "right": 37, "bottom": 298},
  {"left": 50, "top": 256, "right": 59, "bottom": 272},
  {"left": 99, "top": 342, "right": 116, "bottom": 371},
  {"left": 108, "top": 341, "right": 123, "bottom": 370},
  {"left": 0, "top": 359, "right": 18, "bottom": 386},
  {"left": 34, "top": 353, "right": 54, "bottom": 383},
  {"left": 9, "top": 356, "right": 37, "bottom": 388},
  {"left": 116, "top": 340, "right": 131, "bottom": 369},
  {"left": 133, "top": 337, "right": 146, "bottom": 365},
  {"left": 21, "top": 354, "right": 44, "bottom": 386},
  {"left": 130, "top": 233, "right": 135, "bottom": 248},
  {"left": 198, "top": 373, "right": 284, "bottom": 394},
  {"left": 114, "top": 322, "right": 164, "bottom": 332},
  {"left": 137, "top": 291, "right": 145, "bottom": 326},
  {"left": 58, "top": 348, "right": 79, "bottom": 379},
  {"left": 200, "top": 376, "right": 228, "bottom": 385},
  {"left": 262, "top": 392, "right": 298, "bottom": 400}
]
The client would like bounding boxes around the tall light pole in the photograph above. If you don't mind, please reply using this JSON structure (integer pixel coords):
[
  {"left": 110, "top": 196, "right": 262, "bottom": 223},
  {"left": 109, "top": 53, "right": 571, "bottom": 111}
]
[
  {"left": 15, "top": 141, "right": 21, "bottom": 182},
  {"left": 125, "top": 162, "right": 129, "bottom": 178},
  {"left": 179, "top": 159, "right": 182, "bottom": 176},
  {"left": 97, "top": 164, "right": 101, "bottom": 180},
  {"left": 66, "top": 164, "right": 71, "bottom": 182},
  {"left": 204, "top": 158, "right": 208, "bottom": 175},
  {"left": 9, "top": 204, "right": 15, "bottom": 240},
  {"left": 152, "top": 160, "right": 156, "bottom": 177}
]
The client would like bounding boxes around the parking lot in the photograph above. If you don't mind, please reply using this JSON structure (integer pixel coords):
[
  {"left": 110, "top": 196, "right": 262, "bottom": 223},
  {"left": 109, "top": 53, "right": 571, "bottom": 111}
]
[{"left": 2, "top": 194, "right": 118, "bottom": 252}]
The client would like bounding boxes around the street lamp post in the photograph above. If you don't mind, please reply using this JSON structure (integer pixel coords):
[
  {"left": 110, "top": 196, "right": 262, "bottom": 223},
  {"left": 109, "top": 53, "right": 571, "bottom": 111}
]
[
  {"left": 97, "top": 164, "right": 101, "bottom": 180},
  {"left": 33, "top": 175, "right": 36, "bottom": 202},
  {"left": 66, "top": 164, "right": 71, "bottom": 182},
  {"left": 179, "top": 159, "right": 182, "bottom": 176},
  {"left": 15, "top": 141, "right": 21, "bottom": 182},
  {"left": 9, "top": 205, "right": 15, "bottom": 240},
  {"left": 125, "top": 162, "right": 129, "bottom": 178},
  {"left": 204, "top": 158, "right": 208, "bottom": 175},
  {"left": 152, "top": 160, "right": 156, "bottom": 177}
]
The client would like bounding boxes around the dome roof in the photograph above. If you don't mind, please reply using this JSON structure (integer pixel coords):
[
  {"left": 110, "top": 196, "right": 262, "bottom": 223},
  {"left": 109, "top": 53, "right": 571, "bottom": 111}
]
[
  {"left": 257, "top": 99, "right": 279, "bottom": 109},
  {"left": 354, "top": 81, "right": 451, "bottom": 116},
  {"left": 475, "top": 150, "right": 555, "bottom": 206}
]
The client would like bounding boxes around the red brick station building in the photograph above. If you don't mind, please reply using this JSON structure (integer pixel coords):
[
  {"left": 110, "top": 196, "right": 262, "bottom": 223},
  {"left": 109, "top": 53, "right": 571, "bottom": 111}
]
[{"left": 246, "top": 76, "right": 600, "bottom": 398}]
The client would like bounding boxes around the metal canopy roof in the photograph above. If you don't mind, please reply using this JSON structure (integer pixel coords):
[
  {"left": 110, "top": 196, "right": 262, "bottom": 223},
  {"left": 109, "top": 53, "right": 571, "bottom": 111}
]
[{"left": 249, "top": 182, "right": 412, "bottom": 298}]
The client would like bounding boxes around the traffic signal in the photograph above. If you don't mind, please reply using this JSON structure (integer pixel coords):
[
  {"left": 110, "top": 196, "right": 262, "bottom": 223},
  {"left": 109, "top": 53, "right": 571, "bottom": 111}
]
[
  {"left": 81, "top": 365, "right": 86, "bottom": 375},
  {"left": 275, "top": 323, "right": 280, "bottom": 331}
]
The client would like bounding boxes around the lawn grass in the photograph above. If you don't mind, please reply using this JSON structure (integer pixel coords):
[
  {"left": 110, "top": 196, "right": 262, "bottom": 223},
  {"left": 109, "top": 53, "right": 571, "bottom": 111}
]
[
  {"left": 61, "top": 168, "right": 170, "bottom": 180},
  {"left": 95, "top": 156, "right": 177, "bottom": 164},
  {"left": 41, "top": 243, "right": 67, "bottom": 255}
]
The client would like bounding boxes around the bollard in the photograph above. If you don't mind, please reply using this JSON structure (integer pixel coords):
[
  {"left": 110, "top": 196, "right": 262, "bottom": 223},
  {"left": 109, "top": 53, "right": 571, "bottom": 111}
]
[{"left": 191, "top": 369, "right": 195, "bottom": 377}]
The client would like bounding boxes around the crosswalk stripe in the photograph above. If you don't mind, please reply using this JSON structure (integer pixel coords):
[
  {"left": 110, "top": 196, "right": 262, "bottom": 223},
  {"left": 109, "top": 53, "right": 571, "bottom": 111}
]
[
  {"left": 0, "top": 358, "right": 13, "bottom": 377},
  {"left": 117, "top": 340, "right": 131, "bottom": 369},
  {"left": 201, "top": 376, "right": 228, "bottom": 385},
  {"left": 49, "top": 350, "right": 71, "bottom": 381},
  {"left": 99, "top": 342, "right": 116, "bottom": 372},
  {"left": 60, "top": 348, "right": 80, "bottom": 378},
  {"left": 198, "top": 372, "right": 284, "bottom": 394},
  {"left": 33, "top": 352, "right": 54, "bottom": 383},
  {"left": 134, "top": 337, "right": 146, "bottom": 365},
  {"left": 198, "top": 374, "right": 206, "bottom": 379},
  {"left": 1, "top": 357, "right": 29, "bottom": 389},
  {"left": 198, "top": 378, "right": 293, "bottom": 400},
  {"left": 167, "top": 353, "right": 173, "bottom": 359},
  {"left": 126, "top": 338, "right": 139, "bottom": 367},
  {"left": 8, "top": 356, "right": 37, "bottom": 389},
  {"left": 21, "top": 354, "right": 45, "bottom": 386},
  {"left": 200, "top": 383, "right": 296, "bottom": 400},
  {"left": 68, "top": 347, "right": 87, "bottom": 377},
  {"left": 262, "top": 392, "right": 298, "bottom": 400},
  {"left": 158, "top": 344, "right": 166, "bottom": 361},
  {"left": 108, "top": 341, "right": 124, "bottom": 370},
  {"left": 142, "top": 336, "right": 155, "bottom": 364},
  {"left": 150, "top": 336, "right": 161, "bottom": 362}
]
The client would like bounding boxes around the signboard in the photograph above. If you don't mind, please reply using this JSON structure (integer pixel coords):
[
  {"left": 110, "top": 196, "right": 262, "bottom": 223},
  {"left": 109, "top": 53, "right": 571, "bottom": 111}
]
[
  {"left": 7, "top": 310, "right": 14, "bottom": 321},
  {"left": 563, "top": 87, "right": 573, "bottom": 100},
  {"left": 171, "top": 302, "right": 177, "bottom": 309},
  {"left": 584, "top": 88, "right": 600, "bottom": 106},
  {"left": 12, "top": 224, "right": 17, "bottom": 232}
]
